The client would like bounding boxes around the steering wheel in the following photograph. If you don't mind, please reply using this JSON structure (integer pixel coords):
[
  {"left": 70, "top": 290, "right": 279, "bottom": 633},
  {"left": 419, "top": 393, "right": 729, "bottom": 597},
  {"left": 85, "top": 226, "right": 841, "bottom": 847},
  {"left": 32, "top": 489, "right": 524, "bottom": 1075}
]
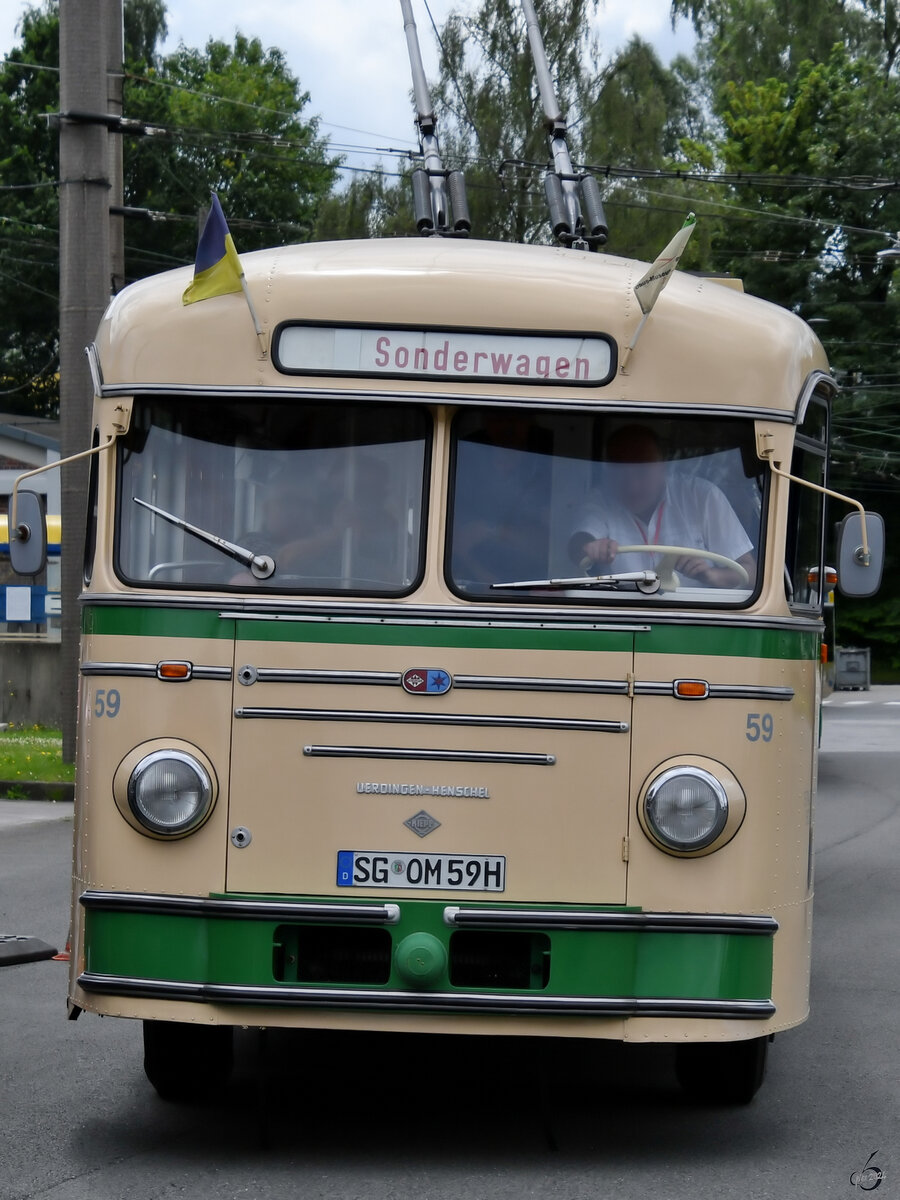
[{"left": 606, "top": 544, "right": 750, "bottom": 591}]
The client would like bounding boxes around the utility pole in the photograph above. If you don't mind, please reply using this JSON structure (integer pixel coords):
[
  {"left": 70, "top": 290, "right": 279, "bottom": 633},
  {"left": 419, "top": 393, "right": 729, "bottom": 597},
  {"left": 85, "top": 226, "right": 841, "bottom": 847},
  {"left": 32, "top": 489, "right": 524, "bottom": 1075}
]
[
  {"left": 107, "top": 4, "right": 125, "bottom": 295},
  {"left": 58, "top": 0, "right": 121, "bottom": 758}
]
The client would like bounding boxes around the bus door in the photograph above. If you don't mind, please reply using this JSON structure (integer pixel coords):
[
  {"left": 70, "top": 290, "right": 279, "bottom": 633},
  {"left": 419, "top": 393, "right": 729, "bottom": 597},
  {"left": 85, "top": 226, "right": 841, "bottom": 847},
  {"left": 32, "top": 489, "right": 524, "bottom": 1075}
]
[{"left": 224, "top": 619, "right": 635, "bottom": 906}]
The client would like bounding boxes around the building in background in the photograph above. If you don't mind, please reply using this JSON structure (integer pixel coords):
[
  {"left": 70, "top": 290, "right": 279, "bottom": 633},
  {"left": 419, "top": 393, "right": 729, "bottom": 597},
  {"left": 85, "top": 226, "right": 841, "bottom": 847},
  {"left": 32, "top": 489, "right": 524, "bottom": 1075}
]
[{"left": 1, "top": 413, "right": 61, "bottom": 641}]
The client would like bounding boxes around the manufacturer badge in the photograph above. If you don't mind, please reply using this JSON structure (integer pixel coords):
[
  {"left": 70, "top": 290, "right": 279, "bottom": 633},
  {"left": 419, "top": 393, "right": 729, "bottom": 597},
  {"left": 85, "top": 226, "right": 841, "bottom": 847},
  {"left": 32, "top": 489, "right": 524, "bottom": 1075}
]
[
  {"left": 402, "top": 668, "right": 452, "bottom": 695},
  {"left": 403, "top": 810, "right": 441, "bottom": 838}
]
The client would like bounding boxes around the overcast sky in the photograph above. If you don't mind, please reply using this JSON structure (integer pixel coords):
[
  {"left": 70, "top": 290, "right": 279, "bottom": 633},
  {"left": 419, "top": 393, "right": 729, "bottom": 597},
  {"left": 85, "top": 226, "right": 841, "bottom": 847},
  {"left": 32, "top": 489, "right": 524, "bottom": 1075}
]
[{"left": 0, "top": 1, "right": 694, "bottom": 170}]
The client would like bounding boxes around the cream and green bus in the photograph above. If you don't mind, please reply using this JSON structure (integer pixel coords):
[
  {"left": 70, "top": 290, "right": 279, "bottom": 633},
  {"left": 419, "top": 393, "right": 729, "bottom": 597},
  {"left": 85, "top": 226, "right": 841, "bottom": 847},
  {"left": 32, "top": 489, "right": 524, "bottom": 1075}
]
[{"left": 12, "top": 234, "right": 884, "bottom": 1104}]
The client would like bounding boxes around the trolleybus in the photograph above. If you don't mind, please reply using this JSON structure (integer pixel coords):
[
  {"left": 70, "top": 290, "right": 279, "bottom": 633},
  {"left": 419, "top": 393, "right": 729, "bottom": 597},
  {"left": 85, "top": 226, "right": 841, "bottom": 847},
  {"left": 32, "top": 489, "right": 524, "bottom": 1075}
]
[
  {"left": 11, "top": 231, "right": 882, "bottom": 1104},
  {"left": 9, "top": 0, "right": 884, "bottom": 1107}
]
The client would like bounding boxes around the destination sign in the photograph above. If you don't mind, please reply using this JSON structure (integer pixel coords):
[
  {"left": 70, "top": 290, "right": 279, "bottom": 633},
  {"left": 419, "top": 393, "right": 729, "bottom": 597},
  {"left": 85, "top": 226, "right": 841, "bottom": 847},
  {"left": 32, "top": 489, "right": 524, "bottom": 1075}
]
[{"left": 275, "top": 324, "right": 614, "bottom": 386}]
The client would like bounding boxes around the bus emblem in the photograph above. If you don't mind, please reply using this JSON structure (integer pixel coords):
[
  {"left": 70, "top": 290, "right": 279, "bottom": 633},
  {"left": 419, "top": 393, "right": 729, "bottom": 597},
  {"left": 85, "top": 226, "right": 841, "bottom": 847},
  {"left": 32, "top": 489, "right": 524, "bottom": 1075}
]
[
  {"left": 404, "top": 810, "right": 441, "bottom": 838},
  {"left": 402, "top": 668, "right": 452, "bottom": 695}
]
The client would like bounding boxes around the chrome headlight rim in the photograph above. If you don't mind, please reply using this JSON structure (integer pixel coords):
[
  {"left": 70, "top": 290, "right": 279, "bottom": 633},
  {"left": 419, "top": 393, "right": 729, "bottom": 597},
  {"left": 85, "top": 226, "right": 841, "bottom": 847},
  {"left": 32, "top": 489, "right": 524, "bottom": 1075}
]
[
  {"left": 637, "top": 757, "right": 746, "bottom": 858},
  {"left": 113, "top": 740, "right": 218, "bottom": 840},
  {"left": 127, "top": 749, "right": 213, "bottom": 836}
]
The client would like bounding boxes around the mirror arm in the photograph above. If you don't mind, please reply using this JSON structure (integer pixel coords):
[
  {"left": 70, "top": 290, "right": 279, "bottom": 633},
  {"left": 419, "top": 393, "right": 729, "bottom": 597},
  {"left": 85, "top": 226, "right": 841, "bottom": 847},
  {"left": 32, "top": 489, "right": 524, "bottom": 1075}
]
[
  {"left": 761, "top": 452, "right": 870, "bottom": 566},
  {"left": 11, "top": 435, "right": 116, "bottom": 539},
  {"left": 11, "top": 436, "right": 118, "bottom": 540}
]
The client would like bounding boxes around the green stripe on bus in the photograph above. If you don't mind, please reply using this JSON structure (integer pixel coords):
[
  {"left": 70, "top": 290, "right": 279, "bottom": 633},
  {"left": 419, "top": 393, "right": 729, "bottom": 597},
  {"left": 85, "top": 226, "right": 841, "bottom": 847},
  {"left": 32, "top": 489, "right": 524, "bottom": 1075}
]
[
  {"left": 83, "top": 902, "right": 773, "bottom": 1002},
  {"left": 638, "top": 624, "right": 820, "bottom": 660},
  {"left": 83, "top": 606, "right": 232, "bottom": 640},
  {"left": 82, "top": 604, "right": 819, "bottom": 659}
]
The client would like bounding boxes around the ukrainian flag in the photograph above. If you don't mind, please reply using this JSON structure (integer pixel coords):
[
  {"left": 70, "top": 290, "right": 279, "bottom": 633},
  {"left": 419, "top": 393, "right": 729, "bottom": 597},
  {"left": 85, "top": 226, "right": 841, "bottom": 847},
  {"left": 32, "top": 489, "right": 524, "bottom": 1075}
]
[{"left": 182, "top": 194, "right": 244, "bottom": 305}]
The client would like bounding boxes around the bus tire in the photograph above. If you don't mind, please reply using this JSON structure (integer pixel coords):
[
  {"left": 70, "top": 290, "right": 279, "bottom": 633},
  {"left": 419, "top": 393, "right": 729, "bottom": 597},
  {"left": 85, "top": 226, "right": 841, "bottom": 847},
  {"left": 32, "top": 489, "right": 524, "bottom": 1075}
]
[
  {"left": 675, "top": 1036, "right": 769, "bottom": 1105},
  {"left": 142, "top": 1020, "right": 234, "bottom": 1102}
]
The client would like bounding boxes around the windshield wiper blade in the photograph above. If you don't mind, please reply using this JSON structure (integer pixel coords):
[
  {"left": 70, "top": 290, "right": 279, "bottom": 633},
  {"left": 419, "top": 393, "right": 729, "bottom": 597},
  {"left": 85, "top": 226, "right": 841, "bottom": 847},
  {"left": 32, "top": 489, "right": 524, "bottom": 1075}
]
[
  {"left": 133, "top": 497, "right": 276, "bottom": 580},
  {"left": 491, "top": 571, "right": 660, "bottom": 593}
]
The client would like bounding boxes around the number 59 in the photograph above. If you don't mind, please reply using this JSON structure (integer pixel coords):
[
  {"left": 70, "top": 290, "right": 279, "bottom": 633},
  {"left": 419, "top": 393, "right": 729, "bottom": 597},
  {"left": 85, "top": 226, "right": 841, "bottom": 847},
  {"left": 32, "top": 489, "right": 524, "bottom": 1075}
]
[
  {"left": 746, "top": 712, "right": 773, "bottom": 742},
  {"left": 94, "top": 688, "right": 121, "bottom": 718}
]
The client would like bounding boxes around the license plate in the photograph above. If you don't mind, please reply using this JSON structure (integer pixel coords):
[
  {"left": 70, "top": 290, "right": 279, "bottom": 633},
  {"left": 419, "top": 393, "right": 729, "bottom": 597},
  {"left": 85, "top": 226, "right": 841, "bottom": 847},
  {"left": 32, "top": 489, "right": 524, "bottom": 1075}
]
[{"left": 337, "top": 851, "right": 505, "bottom": 892}]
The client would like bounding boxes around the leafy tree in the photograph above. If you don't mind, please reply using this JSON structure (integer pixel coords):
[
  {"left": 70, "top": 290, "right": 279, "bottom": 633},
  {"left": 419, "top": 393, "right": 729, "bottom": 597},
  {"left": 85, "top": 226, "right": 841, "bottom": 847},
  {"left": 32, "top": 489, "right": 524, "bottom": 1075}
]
[
  {"left": 316, "top": 3, "right": 711, "bottom": 263},
  {"left": 0, "top": 0, "right": 339, "bottom": 416},
  {"left": 0, "top": 2, "right": 63, "bottom": 415},
  {"left": 428, "top": 0, "right": 601, "bottom": 245},
  {"left": 674, "top": 0, "right": 900, "bottom": 672},
  {"left": 313, "top": 170, "right": 411, "bottom": 242},
  {"left": 328, "top": 0, "right": 703, "bottom": 261},
  {"left": 124, "top": 30, "right": 338, "bottom": 273},
  {"left": 580, "top": 39, "right": 716, "bottom": 264}
]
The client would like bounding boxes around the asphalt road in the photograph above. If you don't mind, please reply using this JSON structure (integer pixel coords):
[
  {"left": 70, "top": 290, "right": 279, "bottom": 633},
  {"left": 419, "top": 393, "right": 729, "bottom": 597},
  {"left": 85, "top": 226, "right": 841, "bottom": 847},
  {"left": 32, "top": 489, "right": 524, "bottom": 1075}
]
[{"left": 1, "top": 689, "right": 898, "bottom": 1200}]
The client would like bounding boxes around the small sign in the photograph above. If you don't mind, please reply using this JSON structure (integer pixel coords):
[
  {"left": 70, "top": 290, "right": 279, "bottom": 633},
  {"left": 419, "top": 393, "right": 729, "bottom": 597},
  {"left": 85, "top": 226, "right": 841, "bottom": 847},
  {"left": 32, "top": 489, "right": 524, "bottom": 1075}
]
[
  {"left": 403, "top": 810, "right": 441, "bottom": 838},
  {"left": 5, "top": 587, "right": 32, "bottom": 622},
  {"left": 402, "top": 668, "right": 452, "bottom": 695},
  {"left": 275, "top": 324, "right": 614, "bottom": 386}
]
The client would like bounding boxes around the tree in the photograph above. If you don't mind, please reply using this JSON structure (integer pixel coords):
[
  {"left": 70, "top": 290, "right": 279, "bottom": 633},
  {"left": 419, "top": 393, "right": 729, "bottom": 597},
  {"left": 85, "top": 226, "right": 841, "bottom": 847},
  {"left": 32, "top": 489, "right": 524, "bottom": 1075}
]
[
  {"left": 674, "top": 0, "right": 900, "bottom": 672},
  {"left": 315, "top": 3, "right": 710, "bottom": 263},
  {"left": 579, "top": 39, "right": 715, "bottom": 264},
  {"left": 0, "top": 0, "right": 340, "bottom": 416},
  {"left": 123, "top": 29, "right": 338, "bottom": 273},
  {"left": 428, "top": 0, "right": 600, "bottom": 245},
  {"left": 313, "top": 171, "right": 412, "bottom": 242},
  {"left": 0, "top": 3, "right": 64, "bottom": 415}
]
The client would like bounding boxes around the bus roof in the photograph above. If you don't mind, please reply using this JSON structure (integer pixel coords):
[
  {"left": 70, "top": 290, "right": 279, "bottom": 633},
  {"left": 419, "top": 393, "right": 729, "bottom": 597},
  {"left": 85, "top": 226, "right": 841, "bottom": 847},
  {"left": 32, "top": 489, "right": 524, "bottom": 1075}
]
[{"left": 94, "top": 237, "right": 830, "bottom": 414}]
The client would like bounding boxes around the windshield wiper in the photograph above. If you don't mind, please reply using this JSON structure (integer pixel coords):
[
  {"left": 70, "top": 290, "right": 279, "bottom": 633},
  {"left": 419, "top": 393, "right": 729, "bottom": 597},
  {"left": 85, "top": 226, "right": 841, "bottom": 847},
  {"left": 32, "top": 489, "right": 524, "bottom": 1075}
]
[
  {"left": 491, "top": 570, "right": 661, "bottom": 593},
  {"left": 133, "top": 497, "right": 276, "bottom": 580}
]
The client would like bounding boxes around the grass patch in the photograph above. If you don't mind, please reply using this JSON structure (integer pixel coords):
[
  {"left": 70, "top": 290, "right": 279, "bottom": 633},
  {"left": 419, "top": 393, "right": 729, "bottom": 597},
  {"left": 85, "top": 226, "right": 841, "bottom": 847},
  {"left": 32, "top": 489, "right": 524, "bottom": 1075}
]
[{"left": 0, "top": 726, "right": 75, "bottom": 784}]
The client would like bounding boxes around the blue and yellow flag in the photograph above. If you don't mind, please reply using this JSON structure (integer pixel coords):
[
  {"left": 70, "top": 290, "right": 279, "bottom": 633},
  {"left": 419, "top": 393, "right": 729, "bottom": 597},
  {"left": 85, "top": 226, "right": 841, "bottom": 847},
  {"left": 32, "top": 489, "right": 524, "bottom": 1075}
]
[{"left": 182, "top": 194, "right": 244, "bottom": 305}]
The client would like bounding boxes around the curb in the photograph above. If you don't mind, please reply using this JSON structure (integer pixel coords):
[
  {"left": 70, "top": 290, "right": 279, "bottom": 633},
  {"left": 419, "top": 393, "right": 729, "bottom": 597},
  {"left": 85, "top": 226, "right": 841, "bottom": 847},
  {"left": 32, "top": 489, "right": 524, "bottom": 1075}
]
[{"left": 0, "top": 780, "right": 75, "bottom": 803}]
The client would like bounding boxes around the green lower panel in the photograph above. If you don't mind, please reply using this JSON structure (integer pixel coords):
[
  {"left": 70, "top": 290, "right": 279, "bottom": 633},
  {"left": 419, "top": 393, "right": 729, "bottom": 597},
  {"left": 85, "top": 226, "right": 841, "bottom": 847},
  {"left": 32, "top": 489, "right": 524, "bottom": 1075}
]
[{"left": 83, "top": 898, "right": 773, "bottom": 1002}]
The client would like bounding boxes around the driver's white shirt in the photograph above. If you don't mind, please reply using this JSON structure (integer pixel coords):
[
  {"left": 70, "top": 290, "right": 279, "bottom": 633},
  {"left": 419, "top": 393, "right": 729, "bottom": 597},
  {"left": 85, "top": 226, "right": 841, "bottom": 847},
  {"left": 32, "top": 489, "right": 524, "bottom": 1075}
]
[{"left": 573, "top": 475, "right": 753, "bottom": 582}]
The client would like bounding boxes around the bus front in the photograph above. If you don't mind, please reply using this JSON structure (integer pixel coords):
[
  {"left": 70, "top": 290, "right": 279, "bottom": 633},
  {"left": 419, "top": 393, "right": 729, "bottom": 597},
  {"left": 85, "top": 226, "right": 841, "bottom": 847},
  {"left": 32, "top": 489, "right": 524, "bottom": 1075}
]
[{"left": 72, "top": 238, "right": 838, "bottom": 1104}]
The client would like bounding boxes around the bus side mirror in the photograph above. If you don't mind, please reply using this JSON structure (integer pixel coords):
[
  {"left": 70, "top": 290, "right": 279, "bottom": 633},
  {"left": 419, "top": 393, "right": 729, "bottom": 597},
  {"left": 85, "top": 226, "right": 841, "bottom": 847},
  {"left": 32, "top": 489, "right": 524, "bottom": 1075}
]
[
  {"left": 8, "top": 490, "right": 47, "bottom": 577},
  {"left": 836, "top": 511, "right": 884, "bottom": 598}
]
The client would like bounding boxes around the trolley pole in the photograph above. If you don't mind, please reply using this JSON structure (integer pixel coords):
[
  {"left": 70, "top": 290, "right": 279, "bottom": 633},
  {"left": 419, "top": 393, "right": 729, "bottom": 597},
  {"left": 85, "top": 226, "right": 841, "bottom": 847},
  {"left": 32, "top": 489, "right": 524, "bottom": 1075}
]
[{"left": 58, "top": 0, "right": 120, "bottom": 758}]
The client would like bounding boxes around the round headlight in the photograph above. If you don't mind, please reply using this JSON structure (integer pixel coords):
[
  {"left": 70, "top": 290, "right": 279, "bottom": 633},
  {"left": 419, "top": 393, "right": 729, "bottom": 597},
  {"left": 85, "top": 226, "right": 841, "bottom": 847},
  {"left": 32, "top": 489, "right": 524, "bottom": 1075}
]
[
  {"left": 644, "top": 766, "right": 728, "bottom": 851},
  {"left": 128, "top": 750, "right": 213, "bottom": 835}
]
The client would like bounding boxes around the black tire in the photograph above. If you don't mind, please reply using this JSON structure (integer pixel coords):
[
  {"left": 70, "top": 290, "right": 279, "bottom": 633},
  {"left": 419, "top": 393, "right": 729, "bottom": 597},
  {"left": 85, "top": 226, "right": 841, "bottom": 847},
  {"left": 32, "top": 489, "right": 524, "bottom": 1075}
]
[
  {"left": 142, "top": 1020, "right": 234, "bottom": 1102},
  {"left": 675, "top": 1036, "right": 769, "bottom": 1105}
]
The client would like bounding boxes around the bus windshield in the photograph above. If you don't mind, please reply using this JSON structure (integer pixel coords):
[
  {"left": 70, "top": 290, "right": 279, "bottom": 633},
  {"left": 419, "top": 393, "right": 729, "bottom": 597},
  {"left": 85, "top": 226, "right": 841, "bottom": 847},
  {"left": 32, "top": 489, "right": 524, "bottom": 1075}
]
[
  {"left": 447, "top": 409, "right": 764, "bottom": 604},
  {"left": 116, "top": 397, "right": 431, "bottom": 594}
]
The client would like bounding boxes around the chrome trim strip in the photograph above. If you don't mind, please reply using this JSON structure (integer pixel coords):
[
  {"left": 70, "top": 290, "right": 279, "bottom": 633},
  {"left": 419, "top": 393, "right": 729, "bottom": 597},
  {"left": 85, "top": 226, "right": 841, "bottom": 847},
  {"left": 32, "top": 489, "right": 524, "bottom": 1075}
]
[
  {"left": 80, "top": 661, "right": 157, "bottom": 677},
  {"left": 237, "top": 668, "right": 628, "bottom": 696},
  {"left": 709, "top": 684, "right": 794, "bottom": 701},
  {"left": 87, "top": 342, "right": 104, "bottom": 394},
  {"left": 222, "top": 610, "right": 649, "bottom": 633},
  {"left": 77, "top": 973, "right": 776, "bottom": 1019},
  {"left": 794, "top": 370, "right": 837, "bottom": 425},
  {"left": 252, "top": 668, "right": 402, "bottom": 686},
  {"left": 633, "top": 682, "right": 794, "bottom": 701},
  {"left": 633, "top": 681, "right": 673, "bottom": 696},
  {"left": 80, "top": 661, "right": 231, "bottom": 682},
  {"left": 454, "top": 675, "right": 629, "bottom": 695},
  {"left": 443, "top": 907, "right": 779, "bottom": 935},
  {"left": 303, "top": 745, "right": 556, "bottom": 765},
  {"left": 191, "top": 666, "right": 233, "bottom": 681},
  {"left": 80, "top": 891, "right": 401, "bottom": 925},
  {"left": 96, "top": 380, "right": 794, "bottom": 423},
  {"left": 236, "top": 707, "right": 628, "bottom": 733},
  {"left": 82, "top": 593, "right": 827, "bottom": 635}
]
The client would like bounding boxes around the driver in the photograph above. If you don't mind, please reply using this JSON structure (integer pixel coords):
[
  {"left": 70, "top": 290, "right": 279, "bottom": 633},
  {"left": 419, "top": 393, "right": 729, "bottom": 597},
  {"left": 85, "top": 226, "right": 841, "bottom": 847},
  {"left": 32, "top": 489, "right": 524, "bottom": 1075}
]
[{"left": 568, "top": 425, "right": 756, "bottom": 588}]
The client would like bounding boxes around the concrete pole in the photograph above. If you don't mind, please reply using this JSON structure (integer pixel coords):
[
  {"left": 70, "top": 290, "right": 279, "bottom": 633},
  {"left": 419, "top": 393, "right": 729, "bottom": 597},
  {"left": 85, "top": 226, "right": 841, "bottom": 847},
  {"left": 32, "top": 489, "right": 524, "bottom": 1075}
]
[
  {"left": 107, "top": 2, "right": 125, "bottom": 294},
  {"left": 58, "top": 0, "right": 115, "bottom": 758}
]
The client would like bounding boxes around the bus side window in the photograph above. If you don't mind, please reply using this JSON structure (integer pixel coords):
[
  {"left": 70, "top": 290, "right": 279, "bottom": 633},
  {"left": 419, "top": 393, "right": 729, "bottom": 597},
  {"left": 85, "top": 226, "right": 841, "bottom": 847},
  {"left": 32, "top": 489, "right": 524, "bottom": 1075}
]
[
  {"left": 785, "top": 397, "right": 828, "bottom": 609},
  {"left": 83, "top": 428, "right": 100, "bottom": 585}
]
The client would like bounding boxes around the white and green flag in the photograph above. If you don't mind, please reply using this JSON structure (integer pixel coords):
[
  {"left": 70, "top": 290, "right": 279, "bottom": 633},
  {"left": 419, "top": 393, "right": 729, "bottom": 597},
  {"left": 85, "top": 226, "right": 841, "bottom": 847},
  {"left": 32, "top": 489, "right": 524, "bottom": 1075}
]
[{"left": 633, "top": 212, "right": 697, "bottom": 316}]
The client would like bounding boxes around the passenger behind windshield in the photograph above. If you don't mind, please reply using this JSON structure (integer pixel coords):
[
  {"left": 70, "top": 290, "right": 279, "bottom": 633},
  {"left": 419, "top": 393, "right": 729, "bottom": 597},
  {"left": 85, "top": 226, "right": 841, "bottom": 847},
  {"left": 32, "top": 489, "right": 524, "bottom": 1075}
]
[
  {"left": 450, "top": 413, "right": 551, "bottom": 583},
  {"left": 568, "top": 425, "right": 757, "bottom": 588},
  {"left": 230, "top": 454, "right": 399, "bottom": 586}
]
